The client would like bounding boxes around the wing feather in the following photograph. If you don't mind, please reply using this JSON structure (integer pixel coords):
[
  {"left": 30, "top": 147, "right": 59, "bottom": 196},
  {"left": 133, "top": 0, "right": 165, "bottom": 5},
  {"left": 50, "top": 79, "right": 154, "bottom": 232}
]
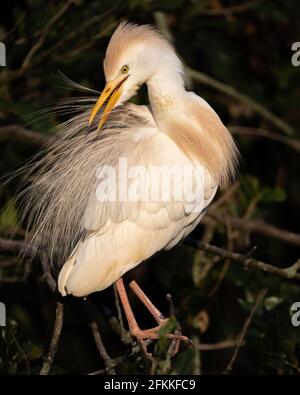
[{"left": 58, "top": 105, "right": 217, "bottom": 296}]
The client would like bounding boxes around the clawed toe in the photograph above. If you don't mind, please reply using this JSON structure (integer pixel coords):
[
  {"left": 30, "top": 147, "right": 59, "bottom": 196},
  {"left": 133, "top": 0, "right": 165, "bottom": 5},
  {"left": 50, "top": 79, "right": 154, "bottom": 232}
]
[{"left": 115, "top": 278, "right": 191, "bottom": 357}]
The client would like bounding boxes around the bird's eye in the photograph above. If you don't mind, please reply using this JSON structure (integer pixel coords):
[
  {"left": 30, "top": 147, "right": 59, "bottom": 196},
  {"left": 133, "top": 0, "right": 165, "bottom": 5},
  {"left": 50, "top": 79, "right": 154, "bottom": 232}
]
[{"left": 121, "top": 65, "right": 129, "bottom": 74}]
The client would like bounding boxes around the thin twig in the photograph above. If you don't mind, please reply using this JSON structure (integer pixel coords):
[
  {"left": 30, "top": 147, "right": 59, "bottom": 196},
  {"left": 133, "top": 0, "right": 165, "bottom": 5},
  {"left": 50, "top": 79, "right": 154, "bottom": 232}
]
[
  {"left": 0, "top": 125, "right": 50, "bottom": 147},
  {"left": 166, "top": 293, "right": 181, "bottom": 357},
  {"left": 41, "top": 252, "right": 57, "bottom": 292},
  {"left": 40, "top": 301, "right": 64, "bottom": 375},
  {"left": 0, "top": 10, "right": 116, "bottom": 85},
  {"left": 230, "top": 126, "right": 300, "bottom": 153},
  {"left": 208, "top": 218, "right": 233, "bottom": 296},
  {"left": 0, "top": 238, "right": 29, "bottom": 255},
  {"left": 225, "top": 288, "right": 267, "bottom": 372},
  {"left": 187, "top": 67, "right": 294, "bottom": 136},
  {"left": 89, "top": 322, "right": 116, "bottom": 375},
  {"left": 194, "top": 0, "right": 263, "bottom": 16},
  {"left": 192, "top": 220, "right": 217, "bottom": 286},
  {"left": 192, "top": 335, "right": 202, "bottom": 374},
  {"left": 10, "top": 325, "right": 31, "bottom": 374},
  {"left": 37, "top": 9, "right": 116, "bottom": 65},
  {"left": 0, "top": 276, "right": 25, "bottom": 283},
  {"left": 185, "top": 238, "right": 300, "bottom": 280},
  {"left": 208, "top": 182, "right": 240, "bottom": 212},
  {"left": 199, "top": 339, "right": 245, "bottom": 351},
  {"left": 0, "top": 226, "right": 27, "bottom": 239},
  {"left": 84, "top": 298, "right": 116, "bottom": 374},
  {"left": 203, "top": 212, "right": 300, "bottom": 248},
  {"left": 21, "top": 0, "right": 75, "bottom": 70},
  {"left": 166, "top": 293, "right": 175, "bottom": 317},
  {"left": 0, "top": 238, "right": 55, "bottom": 291},
  {"left": 226, "top": 217, "right": 300, "bottom": 247},
  {"left": 88, "top": 356, "right": 126, "bottom": 375},
  {"left": 0, "top": 258, "right": 18, "bottom": 268}
]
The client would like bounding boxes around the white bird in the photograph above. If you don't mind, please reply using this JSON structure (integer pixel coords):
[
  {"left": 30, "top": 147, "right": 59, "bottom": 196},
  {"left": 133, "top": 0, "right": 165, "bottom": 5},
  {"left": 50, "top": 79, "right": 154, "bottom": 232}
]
[{"left": 22, "top": 22, "right": 238, "bottom": 344}]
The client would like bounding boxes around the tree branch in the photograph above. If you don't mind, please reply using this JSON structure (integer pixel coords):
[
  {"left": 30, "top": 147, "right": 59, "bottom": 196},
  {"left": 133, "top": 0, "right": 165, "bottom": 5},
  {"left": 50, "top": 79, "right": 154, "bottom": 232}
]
[
  {"left": 225, "top": 288, "right": 267, "bottom": 372},
  {"left": 229, "top": 126, "right": 300, "bottom": 153},
  {"left": 40, "top": 301, "right": 64, "bottom": 375},
  {"left": 0, "top": 238, "right": 57, "bottom": 291},
  {"left": 0, "top": 238, "right": 29, "bottom": 255},
  {"left": 89, "top": 322, "right": 116, "bottom": 375},
  {"left": 83, "top": 298, "right": 116, "bottom": 374},
  {"left": 198, "top": 339, "right": 245, "bottom": 351},
  {"left": 88, "top": 356, "right": 126, "bottom": 375},
  {"left": 185, "top": 237, "right": 300, "bottom": 280},
  {"left": 21, "top": 0, "right": 75, "bottom": 70},
  {"left": 194, "top": 0, "right": 263, "bottom": 17},
  {"left": 41, "top": 252, "right": 57, "bottom": 292},
  {"left": 186, "top": 67, "right": 294, "bottom": 136},
  {"left": 225, "top": 217, "right": 300, "bottom": 248},
  {"left": 0, "top": 125, "right": 49, "bottom": 147}
]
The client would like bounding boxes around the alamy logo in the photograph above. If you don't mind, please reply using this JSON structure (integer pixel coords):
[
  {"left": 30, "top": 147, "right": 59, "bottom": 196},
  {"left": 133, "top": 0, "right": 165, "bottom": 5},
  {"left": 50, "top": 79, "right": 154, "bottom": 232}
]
[
  {"left": 291, "top": 42, "right": 300, "bottom": 67},
  {"left": 0, "top": 302, "right": 6, "bottom": 326},
  {"left": 291, "top": 302, "right": 300, "bottom": 327},
  {"left": 0, "top": 42, "right": 6, "bottom": 67},
  {"left": 95, "top": 158, "right": 205, "bottom": 213}
]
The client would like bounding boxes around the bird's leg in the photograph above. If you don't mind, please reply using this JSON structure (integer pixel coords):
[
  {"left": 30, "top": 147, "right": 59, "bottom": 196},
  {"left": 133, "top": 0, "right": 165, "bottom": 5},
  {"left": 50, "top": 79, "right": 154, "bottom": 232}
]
[
  {"left": 115, "top": 277, "right": 150, "bottom": 356},
  {"left": 115, "top": 277, "right": 141, "bottom": 335},
  {"left": 115, "top": 278, "right": 189, "bottom": 351},
  {"left": 129, "top": 280, "right": 165, "bottom": 325},
  {"left": 129, "top": 280, "right": 186, "bottom": 348}
]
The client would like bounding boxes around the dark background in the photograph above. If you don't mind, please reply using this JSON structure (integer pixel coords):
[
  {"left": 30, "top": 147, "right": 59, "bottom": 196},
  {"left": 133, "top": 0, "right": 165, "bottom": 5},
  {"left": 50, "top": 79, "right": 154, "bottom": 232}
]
[{"left": 0, "top": 0, "right": 300, "bottom": 375}]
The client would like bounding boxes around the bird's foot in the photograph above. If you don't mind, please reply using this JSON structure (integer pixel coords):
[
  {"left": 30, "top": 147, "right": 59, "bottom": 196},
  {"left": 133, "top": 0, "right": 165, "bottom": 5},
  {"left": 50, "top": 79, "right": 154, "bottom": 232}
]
[
  {"left": 115, "top": 278, "right": 190, "bottom": 358},
  {"left": 131, "top": 322, "right": 189, "bottom": 358},
  {"left": 132, "top": 322, "right": 189, "bottom": 342}
]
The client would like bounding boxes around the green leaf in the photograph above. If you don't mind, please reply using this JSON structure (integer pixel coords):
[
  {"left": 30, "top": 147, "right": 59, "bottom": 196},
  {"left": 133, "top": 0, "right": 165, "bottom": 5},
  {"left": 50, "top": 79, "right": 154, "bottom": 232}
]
[
  {"left": 260, "top": 187, "right": 286, "bottom": 203},
  {"left": 156, "top": 317, "right": 178, "bottom": 354},
  {"left": 173, "top": 348, "right": 194, "bottom": 375}
]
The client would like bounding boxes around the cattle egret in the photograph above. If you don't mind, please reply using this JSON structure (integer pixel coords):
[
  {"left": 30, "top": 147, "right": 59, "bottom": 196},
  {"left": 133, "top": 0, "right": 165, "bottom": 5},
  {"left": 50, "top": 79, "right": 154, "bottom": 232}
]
[{"left": 22, "top": 22, "right": 238, "bottom": 347}]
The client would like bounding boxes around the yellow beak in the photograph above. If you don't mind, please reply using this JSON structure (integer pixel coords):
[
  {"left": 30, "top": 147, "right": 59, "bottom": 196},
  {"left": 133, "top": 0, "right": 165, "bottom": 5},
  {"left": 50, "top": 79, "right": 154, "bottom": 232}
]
[{"left": 89, "top": 76, "right": 128, "bottom": 131}]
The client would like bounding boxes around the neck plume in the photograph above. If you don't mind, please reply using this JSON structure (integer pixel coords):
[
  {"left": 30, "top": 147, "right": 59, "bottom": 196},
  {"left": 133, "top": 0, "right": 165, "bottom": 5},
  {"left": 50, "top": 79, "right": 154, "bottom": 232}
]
[{"left": 147, "top": 73, "right": 239, "bottom": 190}]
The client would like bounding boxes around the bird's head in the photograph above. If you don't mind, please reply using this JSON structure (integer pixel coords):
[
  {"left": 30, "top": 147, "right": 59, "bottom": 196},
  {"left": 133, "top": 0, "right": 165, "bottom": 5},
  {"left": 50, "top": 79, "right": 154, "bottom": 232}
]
[{"left": 89, "top": 21, "right": 183, "bottom": 130}]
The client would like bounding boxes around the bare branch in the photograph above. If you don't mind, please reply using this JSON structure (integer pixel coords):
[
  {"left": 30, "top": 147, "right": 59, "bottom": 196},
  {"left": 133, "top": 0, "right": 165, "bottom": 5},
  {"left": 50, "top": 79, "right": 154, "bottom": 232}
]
[
  {"left": 194, "top": 0, "right": 264, "bottom": 17},
  {"left": 230, "top": 126, "right": 300, "bottom": 153},
  {"left": 0, "top": 238, "right": 57, "bottom": 291},
  {"left": 83, "top": 298, "right": 116, "bottom": 374},
  {"left": 0, "top": 125, "right": 49, "bottom": 147},
  {"left": 40, "top": 301, "right": 64, "bottom": 375},
  {"left": 198, "top": 339, "right": 245, "bottom": 351},
  {"left": 185, "top": 237, "right": 300, "bottom": 280},
  {"left": 208, "top": 182, "right": 240, "bottom": 212},
  {"left": 225, "top": 288, "right": 267, "bottom": 372},
  {"left": 41, "top": 252, "right": 57, "bottom": 292},
  {"left": 21, "top": 0, "right": 75, "bottom": 70},
  {"left": 10, "top": 325, "right": 31, "bottom": 374},
  {"left": 89, "top": 322, "right": 116, "bottom": 375},
  {"left": 37, "top": 8, "right": 116, "bottom": 64},
  {"left": 0, "top": 238, "right": 28, "bottom": 255},
  {"left": 88, "top": 356, "right": 126, "bottom": 375},
  {"left": 186, "top": 67, "right": 294, "bottom": 136},
  {"left": 226, "top": 217, "right": 300, "bottom": 247},
  {"left": 0, "top": 226, "right": 27, "bottom": 239}
]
